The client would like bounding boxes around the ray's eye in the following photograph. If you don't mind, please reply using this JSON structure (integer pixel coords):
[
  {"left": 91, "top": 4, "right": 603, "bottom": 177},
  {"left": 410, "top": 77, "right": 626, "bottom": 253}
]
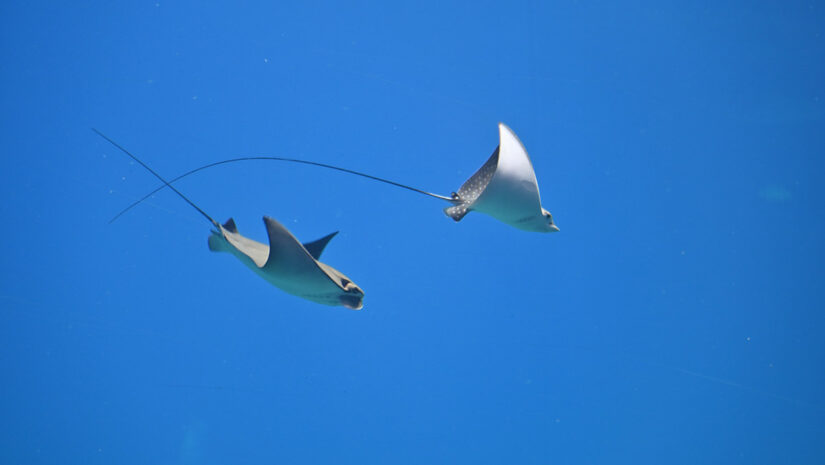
[{"left": 340, "top": 278, "right": 351, "bottom": 288}]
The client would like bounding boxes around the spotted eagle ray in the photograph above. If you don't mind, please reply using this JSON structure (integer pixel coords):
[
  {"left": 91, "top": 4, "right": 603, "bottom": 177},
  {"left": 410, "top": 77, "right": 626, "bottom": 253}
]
[
  {"left": 94, "top": 129, "right": 365, "bottom": 310},
  {"left": 443, "top": 123, "right": 559, "bottom": 232},
  {"left": 111, "top": 123, "right": 558, "bottom": 233}
]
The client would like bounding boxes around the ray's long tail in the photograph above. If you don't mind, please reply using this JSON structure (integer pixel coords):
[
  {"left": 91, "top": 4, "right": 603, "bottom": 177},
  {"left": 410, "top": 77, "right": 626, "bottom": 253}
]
[
  {"left": 98, "top": 141, "right": 455, "bottom": 223},
  {"left": 93, "top": 129, "right": 222, "bottom": 229}
]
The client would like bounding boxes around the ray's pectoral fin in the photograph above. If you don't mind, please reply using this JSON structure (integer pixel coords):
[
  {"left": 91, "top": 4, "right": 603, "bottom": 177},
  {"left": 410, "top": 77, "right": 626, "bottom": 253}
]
[
  {"left": 207, "top": 231, "right": 225, "bottom": 252},
  {"left": 440, "top": 123, "right": 558, "bottom": 233},
  {"left": 260, "top": 216, "right": 320, "bottom": 274},
  {"left": 444, "top": 204, "right": 470, "bottom": 222},
  {"left": 443, "top": 147, "right": 499, "bottom": 223},
  {"left": 208, "top": 218, "right": 238, "bottom": 253},
  {"left": 302, "top": 231, "right": 339, "bottom": 260}
]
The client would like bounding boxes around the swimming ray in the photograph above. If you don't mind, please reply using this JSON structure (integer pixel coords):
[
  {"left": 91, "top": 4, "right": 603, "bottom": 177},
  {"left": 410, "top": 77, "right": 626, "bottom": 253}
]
[
  {"left": 111, "top": 123, "right": 558, "bottom": 233},
  {"left": 94, "top": 129, "right": 365, "bottom": 310},
  {"left": 445, "top": 123, "right": 559, "bottom": 233}
]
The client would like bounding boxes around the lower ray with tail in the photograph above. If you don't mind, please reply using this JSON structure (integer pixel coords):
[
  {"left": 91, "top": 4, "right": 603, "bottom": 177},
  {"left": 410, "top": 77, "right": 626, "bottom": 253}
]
[{"left": 94, "top": 129, "right": 365, "bottom": 310}]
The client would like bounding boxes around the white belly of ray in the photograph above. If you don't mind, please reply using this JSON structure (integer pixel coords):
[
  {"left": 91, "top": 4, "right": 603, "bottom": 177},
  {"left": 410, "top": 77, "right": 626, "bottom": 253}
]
[
  {"left": 471, "top": 123, "right": 543, "bottom": 227},
  {"left": 217, "top": 232, "right": 336, "bottom": 300},
  {"left": 208, "top": 220, "right": 356, "bottom": 308}
]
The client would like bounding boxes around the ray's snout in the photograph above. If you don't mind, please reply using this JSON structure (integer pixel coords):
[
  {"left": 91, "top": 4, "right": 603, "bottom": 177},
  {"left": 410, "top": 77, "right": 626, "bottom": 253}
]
[
  {"left": 338, "top": 279, "right": 364, "bottom": 310},
  {"left": 339, "top": 290, "right": 364, "bottom": 310}
]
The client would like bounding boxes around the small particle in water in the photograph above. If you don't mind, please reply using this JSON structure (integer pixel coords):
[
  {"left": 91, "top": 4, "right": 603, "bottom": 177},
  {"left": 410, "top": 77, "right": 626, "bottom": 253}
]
[{"left": 759, "top": 185, "right": 792, "bottom": 203}]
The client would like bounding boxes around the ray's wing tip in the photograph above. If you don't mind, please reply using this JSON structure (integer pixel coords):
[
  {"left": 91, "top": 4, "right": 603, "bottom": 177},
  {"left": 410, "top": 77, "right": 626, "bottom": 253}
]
[
  {"left": 444, "top": 205, "right": 468, "bottom": 222},
  {"left": 207, "top": 232, "right": 226, "bottom": 252},
  {"left": 261, "top": 215, "right": 280, "bottom": 228},
  {"left": 498, "top": 121, "right": 518, "bottom": 139}
]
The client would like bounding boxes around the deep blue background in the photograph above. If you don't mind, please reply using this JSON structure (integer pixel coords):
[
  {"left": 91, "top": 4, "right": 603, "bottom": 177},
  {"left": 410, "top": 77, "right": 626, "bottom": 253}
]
[{"left": 2, "top": 1, "right": 824, "bottom": 463}]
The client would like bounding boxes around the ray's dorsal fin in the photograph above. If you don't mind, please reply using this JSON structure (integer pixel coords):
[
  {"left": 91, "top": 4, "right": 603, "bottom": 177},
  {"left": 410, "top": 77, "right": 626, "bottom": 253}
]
[
  {"left": 222, "top": 218, "right": 238, "bottom": 233},
  {"left": 302, "top": 231, "right": 339, "bottom": 260}
]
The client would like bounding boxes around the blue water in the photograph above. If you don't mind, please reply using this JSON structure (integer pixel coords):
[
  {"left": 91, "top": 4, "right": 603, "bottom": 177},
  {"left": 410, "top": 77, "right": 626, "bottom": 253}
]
[{"left": 2, "top": 2, "right": 824, "bottom": 464}]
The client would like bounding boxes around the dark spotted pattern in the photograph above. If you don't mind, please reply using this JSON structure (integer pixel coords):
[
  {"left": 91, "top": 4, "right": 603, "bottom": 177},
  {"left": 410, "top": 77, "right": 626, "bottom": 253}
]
[{"left": 444, "top": 146, "right": 499, "bottom": 222}]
